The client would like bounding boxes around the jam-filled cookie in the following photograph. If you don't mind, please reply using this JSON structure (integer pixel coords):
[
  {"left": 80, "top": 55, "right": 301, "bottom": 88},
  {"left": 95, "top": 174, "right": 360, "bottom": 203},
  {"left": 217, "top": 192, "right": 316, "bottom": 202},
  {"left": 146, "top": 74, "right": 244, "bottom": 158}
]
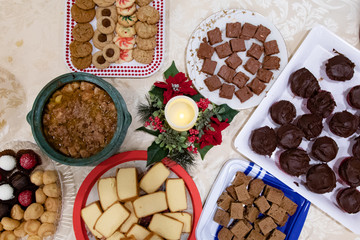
[
  {"left": 92, "top": 51, "right": 111, "bottom": 69},
  {"left": 136, "top": 36, "right": 156, "bottom": 50},
  {"left": 113, "top": 35, "right": 135, "bottom": 49},
  {"left": 75, "top": 0, "right": 95, "bottom": 10},
  {"left": 133, "top": 48, "right": 154, "bottom": 64},
  {"left": 71, "top": 54, "right": 92, "bottom": 70},
  {"left": 116, "top": 4, "right": 136, "bottom": 16},
  {"left": 135, "top": 21, "right": 157, "bottom": 39},
  {"left": 72, "top": 23, "right": 94, "bottom": 42},
  {"left": 96, "top": 5, "right": 117, "bottom": 21},
  {"left": 93, "top": 30, "right": 113, "bottom": 49},
  {"left": 116, "top": 49, "right": 133, "bottom": 64},
  {"left": 71, "top": 4, "right": 95, "bottom": 23},
  {"left": 103, "top": 43, "right": 121, "bottom": 63},
  {"left": 116, "top": 0, "right": 135, "bottom": 9},
  {"left": 137, "top": 5, "right": 160, "bottom": 24},
  {"left": 97, "top": 16, "right": 116, "bottom": 34},
  {"left": 136, "top": 0, "right": 153, "bottom": 7},
  {"left": 115, "top": 24, "right": 136, "bottom": 37},
  {"left": 69, "top": 41, "right": 93, "bottom": 58},
  {"left": 118, "top": 14, "right": 137, "bottom": 27},
  {"left": 93, "top": 0, "right": 116, "bottom": 7}
]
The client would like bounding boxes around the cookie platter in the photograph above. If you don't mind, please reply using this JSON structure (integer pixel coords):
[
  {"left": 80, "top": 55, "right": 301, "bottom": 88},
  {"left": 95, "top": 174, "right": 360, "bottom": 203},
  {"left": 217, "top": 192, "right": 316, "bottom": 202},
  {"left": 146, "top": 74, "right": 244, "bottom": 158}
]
[
  {"left": 235, "top": 25, "right": 360, "bottom": 234},
  {"left": 64, "top": 0, "right": 165, "bottom": 77},
  {"left": 186, "top": 9, "right": 288, "bottom": 110}
]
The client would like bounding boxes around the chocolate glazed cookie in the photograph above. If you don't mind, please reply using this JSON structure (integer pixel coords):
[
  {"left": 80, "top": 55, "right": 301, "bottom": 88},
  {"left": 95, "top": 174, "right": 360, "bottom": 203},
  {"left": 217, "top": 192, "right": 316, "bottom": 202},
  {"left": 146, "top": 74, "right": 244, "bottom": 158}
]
[
  {"left": 279, "top": 148, "right": 310, "bottom": 176},
  {"left": 325, "top": 54, "right": 355, "bottom": 81},
  {"left": 251, "top": 126, "right": 277, "bottom": 156},
  {"left": 329, "top": 111, "right": 358, "bottom": 138},
  {"left": 338, "top": 157, "right": 360, "bottom": 187},
  {"left": 307, "top": 90, "right": 336, "bottom": 118},
  {"left": 296, "top": 114, "right": 323, "bottom": 140},
  {"left": 269, "top": 100, "right": 296, "bottom": 125},
  {"left": 306, "top": 164, "right": 336, "bottom": 194},
  {"left": 311, "top": 136, "right": 338, "bottom": 162},
  {"left": 336, "top": 187, "right": 360, "bottom": 213},
  {"left": 289, "top": 67, "right": 320, "bottom": 98}
]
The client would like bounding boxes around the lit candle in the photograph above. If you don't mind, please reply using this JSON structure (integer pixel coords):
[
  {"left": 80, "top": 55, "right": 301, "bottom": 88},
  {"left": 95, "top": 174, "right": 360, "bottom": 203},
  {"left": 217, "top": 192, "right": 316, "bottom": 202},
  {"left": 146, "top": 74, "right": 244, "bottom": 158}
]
[{"left": 165, "top": 96, "right": 199, "bottom": 132}]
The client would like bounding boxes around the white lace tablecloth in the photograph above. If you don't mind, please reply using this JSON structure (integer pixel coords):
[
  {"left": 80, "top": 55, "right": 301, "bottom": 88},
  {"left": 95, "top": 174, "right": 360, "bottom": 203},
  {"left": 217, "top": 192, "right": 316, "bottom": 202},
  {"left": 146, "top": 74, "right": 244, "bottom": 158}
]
[{"left": 0, "top": 0, "right": 359, "bottom": 239}]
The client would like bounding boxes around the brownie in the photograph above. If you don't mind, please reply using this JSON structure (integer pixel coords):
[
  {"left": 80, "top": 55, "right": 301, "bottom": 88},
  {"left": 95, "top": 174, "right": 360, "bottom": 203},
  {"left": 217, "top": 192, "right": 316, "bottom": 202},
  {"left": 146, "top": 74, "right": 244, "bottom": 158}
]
[
  {"left": 217, "top": 191, "right": 235, "bottom": 211},
  {"left": 257, "top": 68, "right": 273, "bottom": 83},
  {"left": 232, "top": 171, "right": 252, "bottom": 186},
  {"left": 262, "top": 56, "right": 280, "bottom": 70},
  {"left": 276, "top": 124, "right": 304, "bottom": 149},
  {"left": 240, "top": 23, "right": 258, "bottom": 39},
  {"left": 248, "top": 179, "right": 265, "bottom": 197},
  {"left": 230, "top": 202, "right": 244, "bottom": 219},
  {"left": 242, "top": 196, "right": 256, "bottom": 206},
  {"left": 218, "top": 227, "right": 234, "bottom": 240},
  {"left": 306, "top": 164, "right": 336, "bottom": 194},
  {"left": 254, "top": 196, "right": 270, "bottom": 213},
  {"left": 311, "top": 136, "right": 338, "bottom": 162},
  {"left": 226, "top": 22, "right": 242, "bottom": 38},
  {"left": 329, "top": 111, "right": 358, "bottom": 138},
  {"left": 267, "top": 204, "right": 287, "bottom": 225},
  {"left": 214, "top": 208, "right": 231, "bottom": 226},
  {"left": 235, "top": 184, "right": 251, "bottom": 202},
  {"left": 215, "top": 42, "right": 233, "bottom": 59},
  {"left": 197, "top": 40, "right": 215, "bottom": 59},
  {"left": 338, "top": 157, "right": 360, "bottom": 187},
  {"left": 245, "top": 205, "right": 260, "bottom": 223},
  {"left": 289, "top": 67, "right": 320, "bottom": 98},
  {"left": 268, "top": 229, "right": 286, "bottom": 240},
  {"left": 231, "top": 220, "right": 252, "bottom": 238},
  {"left": 235, "top": 87, "right": 253, "bottom": 103},
  {"left": 258, "top": 217, "right": 277, "bottom": 235},
  {"left": 204, "top": 75, "right": 222, "bottom": 91},
  {"left": 336, "top": 187, "right": 360, "bottom": 214},
  {"left": 254, "top": 24, "right": 271, "bottom": 42},
  {"left": 201, "top": 58, "right": 217, "bottom": 75},
  {"left": 247, "top": 43, "right": 264, "bottom": 60},
  {"left": 244, "top": 58, "right": 261, "bottom": 75},
  {"left": 251, "top": 126, "right": 277, "bottom": 156},
  {"left": 233, "top": 71, "right": 250, "bottom": 88},
  {"left": 279, "top": 148, "right": 310, "bottom": 177},
  {"left": 246, "top": 230, "right": 265, "bottom": 240},
  {"left": 230, "top": 38, "right": 246, "bottom": 52},
  {"left": 218, "top": 65, "right": 236, "bottom": 82},
  {"left": 226, "top": 185, "right": 238, "bottom": 200},
  {"left": 270, "top": 100, "right": 296, "bottom": 125},
  {"left": 297, "top": 114, "right": 323, "bottom": 140},
  {"left": 219, "top": 84, "right": 235, "bottom": 99},
  {"left": 247, "top": 78, "right": 266, "bottom": 95},
  {"left": 225, "top": 53, "right": 242, "bottom": 70},
  {"left": 325, "top": 54, "right": 355, "bottom": 81},
  {"left": 277, "top": 214, "right": 289, "bottom": 227},
  {"left": 264, "top": 185, "right": 284, "bottom": 205},
  {"left": 307, "top": 90, "right": 336, "bottom": 118},
  {"left": 207, "top": 27, "right": 222, "bottom": 45},
  {"left": 264, "top": 40, "right": 279, "bottom": 55},
  {"left": 280, "top": 196, "right": 298, "bottom": 216},
  {"left": 347, "top": 85, "right": 360, "bottom": 109}
]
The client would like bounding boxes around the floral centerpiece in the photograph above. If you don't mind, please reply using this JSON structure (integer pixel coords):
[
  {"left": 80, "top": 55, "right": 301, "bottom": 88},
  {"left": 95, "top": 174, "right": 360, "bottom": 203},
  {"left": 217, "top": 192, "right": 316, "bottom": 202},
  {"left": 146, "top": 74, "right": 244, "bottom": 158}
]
[{"left": 137, "top": 62, "right": 238, "bottom": 168}]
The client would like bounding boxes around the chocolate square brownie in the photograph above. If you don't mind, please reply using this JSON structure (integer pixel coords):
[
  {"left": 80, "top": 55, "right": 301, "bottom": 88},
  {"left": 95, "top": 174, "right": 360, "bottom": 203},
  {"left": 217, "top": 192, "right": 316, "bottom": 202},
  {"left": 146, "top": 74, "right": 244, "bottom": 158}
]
[
  {"left": 246, "top": 230, "right": 266, "bottom": 240},
  {"left": 230, "top": 202, "right": 244, "bottom": 219},
  {"left": 219, "top": 83, "right": 235, "bottom": 99},
  {"left": 247, "top": 78, "right": 266, "bottom": 95},
  {"left": 264, "top": 185, "right": 284, "bottom": 205},
  {"left": 215, "top": 42, "right": 233, "bottom": 59},
  {"left": 244, "top": 58, "right": 261, "bottom": 75},
  {"left": 207, "top": 27, "right": 222, "bottom": 45},
  {"left": 226, "top": 185, "right": 238, "bottom": 200},
  {"left": 218, "top": 65, "right": 236, "bottom": 82},
  {"left": 248, "top": 179, "right": 265, "bottom": 197},
  {"left": 218, "top": 227, "right": 234, "bottom": 240},
  {"left": 244, "top": 205, "right": 259, "bottom": 223},
  {"left": 280, "top": 196, "right": 298, "bottom": 216},
  {"left": 197, "top": 40, "right": 215, "bottom": 59},
  {"left": 232, "top": 171, "right": 252, "bottom": 186},
  {"left": 268, "top": 229, "right": 286, "bottom": 240},
  {"left": 214, "top": 208, "right": 231, "bottom": 226},
  {"left": 254, "top": 24, "right": 271, "bottom": 42},
  {"left": 277, "top": 214, "right": 289, "bottom": 227},
  {"left": 235, "top": 86, "right": 253, "bottom": 103},
  {"left": 267, "top": 204, "right": 287, "bottom": 225},
  {"left": 201, "top": 58, "right": 217, "bottom": 75},
  {"left": 233, "top": 71, "right": 250, "bottom": 88},
  {"left": 230, "top": 38, "right": 246, "bottom": 52},
  {"left": 258, "top": 217, "right": 277, "bottom": 235},
  {"left": 263, "top": 56, "right": 280, "bottom": 70},
  {"left": 230, "top": 220, "right": 252, "bottom": 239},
  {"left": 217, "top": 191, "right": 235, "bottom": 211},
  {"left": 235, "top": 184, "right": 251, "bottom": 203},
  {"left": 204, "top": 75, "right": 222, "bottom": 91},
  {"left": 226, "top": 22, "right": 242, "bottom": 38},
  {"left": 264, "top": 40, "right": 279, "bottom": 55},
  {"left": 247, "top": 43, "right": 264, "bottom": 60},
  {"left": 240, "top": 23, "right": 258, "bottom": 39},
  {"left": 225, "top": 53, "right": 242, "bottom": 70},
  {"left": 254, "top": 196, "right": 271, "bottom": 213},
  {"left": 256, "top": 68, "right": 273, "bottom": 83}
]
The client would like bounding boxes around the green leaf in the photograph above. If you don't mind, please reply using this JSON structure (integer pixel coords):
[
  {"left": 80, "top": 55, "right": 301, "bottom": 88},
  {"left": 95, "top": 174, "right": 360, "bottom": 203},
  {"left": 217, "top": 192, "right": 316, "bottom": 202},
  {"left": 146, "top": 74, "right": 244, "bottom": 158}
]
[
  {"left": 216, "top": 104, "right": 239, "bottom": 123},
  {"left": 147, "top": 142, "right": 169, "bottom": 166},
  {"left": 136, "top": 127, "right": 160, "bottom": 137},
  {"left": 164, "top": 61, "right": 179, "bottom": 79},
  {"left": 195, "top": 143, "right": 213, "bottom": 159},
  {"left": 190, "top": 93, "right": 203, "bottom": 102},
  {"left": 149, "top": 86, "right": 165, "bottom": 103}
]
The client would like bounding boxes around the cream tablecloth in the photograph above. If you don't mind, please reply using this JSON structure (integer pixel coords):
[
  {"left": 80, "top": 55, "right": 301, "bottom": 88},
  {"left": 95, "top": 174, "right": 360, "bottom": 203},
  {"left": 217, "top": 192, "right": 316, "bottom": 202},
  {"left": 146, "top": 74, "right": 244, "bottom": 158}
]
[{"left": 0, "top": 0, "right": 360, "bottom": 239}]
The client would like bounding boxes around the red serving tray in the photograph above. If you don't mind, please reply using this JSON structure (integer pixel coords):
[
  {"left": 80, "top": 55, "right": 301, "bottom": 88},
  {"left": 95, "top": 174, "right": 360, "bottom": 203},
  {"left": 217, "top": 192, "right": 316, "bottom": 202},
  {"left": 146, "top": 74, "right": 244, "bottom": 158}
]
[{"left": 73, "top": 150, "right": 202, "bottom": 240}]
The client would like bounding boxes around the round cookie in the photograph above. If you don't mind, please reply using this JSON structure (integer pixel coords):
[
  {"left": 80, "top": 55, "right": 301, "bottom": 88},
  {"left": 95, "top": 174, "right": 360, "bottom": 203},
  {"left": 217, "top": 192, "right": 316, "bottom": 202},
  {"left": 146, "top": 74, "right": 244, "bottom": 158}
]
[
  {"left": 116, "top": 49, "right": 133, "bottom": 64},
  {"left": 307, "top": 90, "right": 336, "bottom": 118},
  {"left": 137, "top": 5, "right": 160, "bottom": 24},
  {"left": 97, "top": 16, "right": 116, "bottom": 34},
  {"left": 347, "top": 85, "right": 360, "bottom": 109},
  {"left": 306, "top": 164, "right": 336, "bottom": 194},
  {"left": 118, "top": 14, "right": 138, "bottom": 27},
  {"left": 133, "top": 48, "right": 154, "bottom": 64},
  {"left": 250, "top": 126, "right": 277, "bottom": 156},
  {"left": 135, "top": 21, "right": 157, "bottom": 39},
  {"left": 72, "top": 23, "right": 94, "bottom": 42},
  {"left": 71, "top": 54, "right": 92, "bottom": 70},
  {"left": 113, "top": 35, "right": 135, "bottom": 49},
  {"left": 93, "top": 0, "right": 116, "bottom": 7},
  {"left": 116, "top": 0, "right": 135, "bottom": 8},
  {"left": 115, "top": 24, "right": 136, "bottom": 37},
  {"left": 92, "top": 51, "right": 111, "bottom": 69},
  {"left": 96, "top": 5, "right": 117, "bottom": 21},
  {"left": 289, "top": 67, "right": 320, "bottom": 98},
  {"left": 326, "top": 54, "right": 355, "bottom": 81},
  {"left": 116, "top": 4, "right": 136, "bottom": 16},
  {"left": 136, "top": 36, "right": 156, "bottom": 50},
  {"left": 336, "top": 187, "right": 360, "bottom": 214},
  {"left": 338, "top": 157, "right": 360, "bottom": 187},
  {"left": 71, "top": 4, "right": 95, "bottom": 23},
  {"left": 276, "top": 124, "right": 304, "bottom": 149},
  {"left": 136, "top": 0, "right": 153, "bottom": 7},
  {"left": 75, "top": 0, "right": 95, "bottom": 10},
  {"left": 353, "top": 137, "right": 360, "bottom": 159},
  {"left": 279, "top": 148, "right": 310, "bottom": 177},
  {"left": 103, "top": 44, "right": 120, "bottom": 63},
  {"left": 311, "top": 136, "right": 338, "bottom": 162},
  {"left": 269, "top": 100, "right": 296, "bottom": 125},
  {"left": 329, "top": 111, "right": 358, "bottom": 138},
  {"left": 69, "top": 41, "right": 93, "bottom": 58},
  {"left": 93, "top": 30, "right": 113, "bottom": 49},
  {"left": 296, "top": 113, "right": 323, "bottom": 140}
]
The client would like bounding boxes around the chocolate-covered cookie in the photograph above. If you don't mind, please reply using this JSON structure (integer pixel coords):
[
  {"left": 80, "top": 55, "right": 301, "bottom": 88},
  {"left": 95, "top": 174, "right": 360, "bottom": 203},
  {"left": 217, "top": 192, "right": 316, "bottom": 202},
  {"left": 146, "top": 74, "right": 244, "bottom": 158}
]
[
  {"left": 325, "top": 54, "right": 355, "bottom": 81},
  {"left": 311, "top": 136, "right": 338, "bottom": 162},
  {"left": 338, "top": 157, "right": 360, "bottom": 187},
  {"left": 251, "top": 126, "right": 277, "bottom": 156},
  {"left": 296, "top": 114, "right": 323, "bottom": 140},
  {"left": 279, "top": 148, "right": 310, "bottom": 176},
  {"left": 352, "top": 137, "right": 360, "bottom": 159},
  {"left": 270, "top": 100, "right": 296, "bottom": 125},
  {"left": 347, "top": 85, "right": 360, "bottom": 109},
  {"left": 329, "top": 111, "right": 358, "bottom": 138},
  {"left": 336, "top": 187, "right": 360, "bottom": 214},
  {"left": 276, "top": 124, "right": 304, "bottom": 149},
  {"left": 307, "top": 91, "right": 336, "bottom": 118},
  {"left": 289, "top": 68, "right": 320, "bottom": 98},
  {"left": 306, "top": 164, "right": 336, "bottom": 194}
]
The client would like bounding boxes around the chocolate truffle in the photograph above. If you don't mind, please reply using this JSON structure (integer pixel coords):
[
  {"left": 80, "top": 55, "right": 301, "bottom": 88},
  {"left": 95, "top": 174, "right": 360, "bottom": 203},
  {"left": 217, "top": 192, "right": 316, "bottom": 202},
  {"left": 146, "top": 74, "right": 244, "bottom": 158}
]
[
  {"left": 307, "top": 91, "right": 336, "bottom": 118},
  {"left": 0, "top": 203, "right": 10, "bottom": 219},
  {"left": 251, "top": 126, "right": 277, "bottom": 156},
  {"left": 270, "top": 100, "right": 296, "bottom": 125},
  {"left": 325, "top": 54, "right": 355, "bottom": 81},
  {"left": 306, "top": 164, "right": 336, "bottom": 194},
  {"left": 9, "top": 172, "right": 32, "bottom": 191},
  {"left": 279, "top": 148, "right": 310, "bottom": 176},
  {"left": 311, "top": 136, "right": 338, "bottom": 162},
  {"left": 336, "top": 187, "right": 360, "bottom": 214},
  {"left": 289, "top": 68, "right": 320, "bottom": 98},
  {"left": 329, "top": 111, "right": 358, "bottom": 138},
  {"left": 276, "top": 124, "right": 304, "bottom": 149},
  {"left": 338, "top": 157, "right": 360, "bottom": 187},
  {"left": 347, "top": 85, "right": 360, "bottom": 109},
  {"left": 352, "top": 137, "right": 360, "bottom": 159},
  {"left": 296, "top": 114, "right": 323, "bottom": 140}
]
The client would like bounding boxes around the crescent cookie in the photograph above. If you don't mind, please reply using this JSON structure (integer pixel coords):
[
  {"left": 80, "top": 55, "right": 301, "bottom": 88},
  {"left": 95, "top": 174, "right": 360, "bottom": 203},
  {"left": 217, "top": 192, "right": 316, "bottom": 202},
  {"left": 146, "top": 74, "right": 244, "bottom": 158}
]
[
  {"left": 103, "top": 43, "right": 121, "bottom": 62},
  {"left": 118, "top": 14, "right": 137, "bottom": 27},
  {"left": 93, "top": 29, "right": 113, "bottom": 49},
  {"left": 69, "top": 40, "right": 93, "bottom": 58},
  {"left": 133, "top": 48, "right": 154, "bottom": 64},
  {"left": 115, "top": 24, "right": 136, "bottom": 37},
  {"left": 92, "top": 51, "right": 111, "bottom": 69},
  {"left": 116, "top": 0, "right": 135, "bottom": 8},
  {"left": 136, "top": 36, "right": 156, "bottom": 50},
  {"left": 116, "top": 49, "right": 133, "bottom": 64},
  {"left": 135, "top": 0, "right": 153, "bottom": 7},
  {"left": 72, "top": 23, "right": 94, "bottom": 42},
  {"left": 116, "top": 4, "right": 136, "bottom": 16},
  {"left": 137, "top": 5, "right": 160, "bottom": 24},
  {"left": 71, "top": 54, "right": 92, "bottom": 70},
  {"left": 96, "top": 5, "right": 117, "bottom": 21},
  {"left": 75, "top": 0, "right": 95, "bottom": 10},
  {"left": 97, "top": 16, "right": 116, "bottom": 34},
  {"left": 113, "top": 35, "right": 135, "bottom": 49},
  {"left": 93, "top": 0, "right": 116, "bottom": 7},
  {"left": 135, "top": 21, "right": 157, "bottom": 39},
  {"left": 71, "top": 4, "right": 95, "bottom": 23}
]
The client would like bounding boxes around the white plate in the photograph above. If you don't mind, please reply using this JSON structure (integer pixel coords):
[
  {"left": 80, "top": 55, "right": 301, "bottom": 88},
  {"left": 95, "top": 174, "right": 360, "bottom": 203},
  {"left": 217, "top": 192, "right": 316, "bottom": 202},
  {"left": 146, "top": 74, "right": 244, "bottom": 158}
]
[
  {"left": 185, "top": 9, "right": 288, "bottom": 110},
  {"left": 234, "top": 25, "right": 360, "bottom": 234}
]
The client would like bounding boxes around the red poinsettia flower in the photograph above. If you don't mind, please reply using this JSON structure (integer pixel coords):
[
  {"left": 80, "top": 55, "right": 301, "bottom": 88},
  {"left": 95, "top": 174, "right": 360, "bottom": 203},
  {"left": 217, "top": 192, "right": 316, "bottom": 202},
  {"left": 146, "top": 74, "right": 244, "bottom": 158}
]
[
  {"left": 154, "top": 72, "right": 197, "bottom": 104},
  {"left": 199, "top": 117, "right": 229, "bottom": 149}
]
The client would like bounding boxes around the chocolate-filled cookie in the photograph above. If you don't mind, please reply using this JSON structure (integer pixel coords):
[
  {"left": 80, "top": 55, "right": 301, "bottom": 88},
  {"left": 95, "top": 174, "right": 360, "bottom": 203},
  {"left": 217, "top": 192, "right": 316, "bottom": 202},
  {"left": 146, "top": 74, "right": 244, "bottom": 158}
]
[
  {"left": 251, "top": 126, "right": 277, "bottom": 156},
  {"left": 71, "top": 4, "right": 95, "bottom": 23},
  {"left": 336, "top": 187, "right": 360, "bottom": 214},
  {"left": 329, "top": 111, "right": 358, "bottom": 138},
  {"left": 92, "top": 51, "right": 110, "bottom": 69},
  {"left": 338, "top": 157, "right": 360, "bottom": 187},
  {"left": 289, "top": 67, "right": 320, "bottom": 98},
  {"left": 352, "top": 137, "right": 360, "bottom": 159},
  {"left": 311, "top": 136, "right": 338, "bottom": 162},
  {"left": 270, "top": 100, "right": 296, "bottom": 125},
  {"left": 97, "top": 16, "right": 115, "bottom": 34},
  {"left": 325, "top": 54, "right": 355, "bottom": 81},
  {"left": 296, "top": 114, "right": 323, "bottom": 140},
  {"left": 93, "top": 30, "right": 113, "bottom": 49},
  {"left": 279, "top": 148, "right": 310, "bottom": 176},
  {"left": 276, "top": 124, "right": 304, "bottom": 149},
  {"left": 306, "top": 164, "right": 336, "bottom": 194},
  {"left": 72, "top": 23, "right": 94, "bottom": 42},
  {"left": 347, "top": 85, "right": 360, "bottom": 109},
  {"left": 307, "top": 91, "right": 336, "bottom": 118},
  {"left": 96, "top": 6, "right": 117, "bottom": 21},
  {"left": 103, "top": 43, "right": 120, "bottom": 63}
]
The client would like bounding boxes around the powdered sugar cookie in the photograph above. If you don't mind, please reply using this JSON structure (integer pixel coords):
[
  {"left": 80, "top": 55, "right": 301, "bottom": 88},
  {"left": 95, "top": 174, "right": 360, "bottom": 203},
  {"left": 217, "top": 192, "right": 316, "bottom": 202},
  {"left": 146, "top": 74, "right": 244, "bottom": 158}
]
[
  {"left": 115, "top": 24, "right": 136, "bottom": 37},
  {"left": 137, "top": 5, "right": 159, "bottom": 24},
  {"left": 116, "top": 4, "right": 136, "bottom": 16},
  {"left": 133, "top": 48, "right": 154, "bottom": 64},
  {"left": 116, "top": 49, "right": 133, "bottom": 64},
  {"left": 93, "top": 0, "right": 116, "bottom": 7},
  {"left": 116, "top": 0, "right": 135, "bottom": 8},
  {"left": 92, "top": 51, "right": 111, "bottom": 69},
  {"left": 97, "top": 16, "right": 116, "bottom": 34},
  {"left": 118, "top": 14, "right": 137, "bottom": 27},
  {"left": 103, "top": 43, "right": 121, "bottom": 63},
  {"left": 96, "top": 6, "right": 117, "bottom": 22},
  {"left": 113, "top": 35, "right": 135, "bottom": 49}
]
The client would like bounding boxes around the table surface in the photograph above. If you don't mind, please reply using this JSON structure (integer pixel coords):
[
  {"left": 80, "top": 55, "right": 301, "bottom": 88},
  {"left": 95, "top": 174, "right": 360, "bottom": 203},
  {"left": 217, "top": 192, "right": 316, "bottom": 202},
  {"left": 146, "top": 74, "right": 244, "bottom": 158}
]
[{"left": 0, "top": 0, "right": 360, "bottom": 239}]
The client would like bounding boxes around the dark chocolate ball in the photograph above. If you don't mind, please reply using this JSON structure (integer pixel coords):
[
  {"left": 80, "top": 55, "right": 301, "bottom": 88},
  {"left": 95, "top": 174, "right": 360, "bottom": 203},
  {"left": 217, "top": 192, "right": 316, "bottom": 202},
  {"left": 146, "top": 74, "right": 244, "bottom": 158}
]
[
  {"left": 338, "top": 157, "right": 360, "bottom": 187},
  {"left": 311, "top": 136, "right": 338, "bottom": 162},
  {"left": 297, "top": 114, "right": 323, "bottom": 140},
  {"left": 329, "top": 111, "right": 358, "bottom": 138},
  {"left": 289, "top": 67, "right": 320, "bottom": 98},
  {"left": 336, "top": 187, "right": 360, "bottom": 214},
  {"left": 306, "top": 164, "right": 336, "bottom": 194},
  {"left": 347, "top": 85, "right": 360, "bottom": 109},
  {"left": 279, "top": 148, "right": 310, "bottom": 176},
  {"left": 9, "top": 172, "right": 31, "bottom": 191},
  {"left": 276, "top": 124, "right": 304, "bottom": 149},
  {"left": 307, "top": 91, "right": 336, "bottom": 118},
  {"left": 251, "top": 126, "right": 277, "bottom": 156},
  {"left": 325, "top": 54, "right": 355, "bottom": 81},
  {"left": 270, "top": 100, "right": 296, "bottom": 125}
]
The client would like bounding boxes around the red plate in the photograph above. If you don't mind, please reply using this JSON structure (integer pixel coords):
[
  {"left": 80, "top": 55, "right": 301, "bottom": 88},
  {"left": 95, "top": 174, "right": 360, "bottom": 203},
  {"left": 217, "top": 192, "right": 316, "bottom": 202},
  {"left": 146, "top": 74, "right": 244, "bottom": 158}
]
[{"left": 73, "top": 150, "right": 202, "bottom": 240}]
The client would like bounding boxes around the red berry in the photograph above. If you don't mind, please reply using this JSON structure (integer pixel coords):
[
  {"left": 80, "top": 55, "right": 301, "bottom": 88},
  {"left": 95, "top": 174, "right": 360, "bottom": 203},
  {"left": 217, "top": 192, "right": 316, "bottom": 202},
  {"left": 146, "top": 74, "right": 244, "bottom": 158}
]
[
  {"left": 18, "top": 190, "right": 33, "bottom": 207},
  {"left": 19, "top": 153, "right": 37, "bottom": 170}
]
